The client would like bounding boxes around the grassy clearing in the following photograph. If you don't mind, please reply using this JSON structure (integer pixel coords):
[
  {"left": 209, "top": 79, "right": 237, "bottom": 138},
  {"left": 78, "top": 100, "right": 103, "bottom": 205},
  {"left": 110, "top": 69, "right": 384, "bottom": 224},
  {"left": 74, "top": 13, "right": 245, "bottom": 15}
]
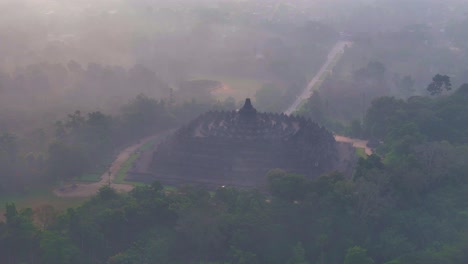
[
  {"left": 163, "top": 185, "right": 177, "bottom": 192},
  {"left": 0, "top": 133, "right": 168, "bottom": 217},
  {"left": 139, "top": 139, "right": 157, "bottom": 152},
  {"left": 293, "top": 79, "right": 325, "bottom": 115},
  {"left": 115, "top": 137, "right": 165, "bottom": 186},
  {"left": 312, "top": 80, "right": 324, "bottom": 91},
  {"left": 0, "top": 188, "right": 87, "bottom": 219},
  {"left": 115, "top": 153, "right": 139, "bottom": 184},
  {"left": 76, "top": 173, "right": 101, "bottom": 183},
  {"left": 126, "top": 182, "right": 148, "bottom": 188},
  {"left": 114, "top": 131, "right": 172, "bottom": 186},
  {"left": 192, "top": 74, "right": 265, "bottom": 101},
  {"left": 295, "top": 100, "right": 308, "bottom": 114},
  {"left": 356, "top": 148, "right": 367, "bottom": 159}
]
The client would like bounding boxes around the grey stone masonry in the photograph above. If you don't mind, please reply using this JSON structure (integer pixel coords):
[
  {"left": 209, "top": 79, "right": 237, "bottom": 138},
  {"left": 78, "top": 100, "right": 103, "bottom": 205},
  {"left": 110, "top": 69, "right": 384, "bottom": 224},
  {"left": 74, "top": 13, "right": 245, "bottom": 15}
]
[{"left": 150, "top": 99, "right": 338, "bottom": 188}]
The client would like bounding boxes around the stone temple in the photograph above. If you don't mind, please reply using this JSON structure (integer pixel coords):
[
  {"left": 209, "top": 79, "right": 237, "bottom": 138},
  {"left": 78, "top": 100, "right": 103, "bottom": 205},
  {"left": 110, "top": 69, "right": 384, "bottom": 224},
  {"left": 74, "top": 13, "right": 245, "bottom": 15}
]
[{"left": 148, "top": 98, "right": 339, "bottom": 188}]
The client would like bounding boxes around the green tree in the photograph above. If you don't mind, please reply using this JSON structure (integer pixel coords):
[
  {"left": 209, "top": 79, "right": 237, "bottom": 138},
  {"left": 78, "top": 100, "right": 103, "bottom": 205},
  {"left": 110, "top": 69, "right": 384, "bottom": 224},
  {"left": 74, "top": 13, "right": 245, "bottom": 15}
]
[
  {"left": 40, "top": 231, "right": 80, "bottom": 264},
  {"left": 267, "top": 169, "right": 308, "bottom": 201},
  {"left": 0, "top": 133, "right": 18, "bottom": 190},
  {"left": 288, "top": 242, "right": 309, "bottom": 264},
  {"left": 384, "top": 260, "right": 400, "bottom": 264},
  {"left": 228, "top": 246, "right": 258, "bottom": 264},
  {"left": 353, "top": 154, "right": 384, "bottom": 180},
  {"left": 354, "top": 61, "right": 386, "bottom": 84},
  {"left": 427, "top": 74, "right": 451, "bottom": 96},
  {"left": 364, "top": 97, "right": 405, "bottom": 139},
  {"left": 121, "top": 94, "right": 173, "bottom": 138},
  {"left": 97, "top": 185, "right": 119, "bottom": 201},
  {"left": 344, "top": 246, "right": 374, "bottom": 264},
  {"left": 65, "top": 110, "right": 85, "bottom": 131},
  {"left": 301, "top": 92, "right": 324, "bottom": 124},
  {"left": 47, "top": 141, "right": 88, "bottom": 182},
  {"left": 1, "top": 203, "right": 40, "bottom": 263},
  {"left": 348, "top": 119, "right": 363, "bottom": 138}
]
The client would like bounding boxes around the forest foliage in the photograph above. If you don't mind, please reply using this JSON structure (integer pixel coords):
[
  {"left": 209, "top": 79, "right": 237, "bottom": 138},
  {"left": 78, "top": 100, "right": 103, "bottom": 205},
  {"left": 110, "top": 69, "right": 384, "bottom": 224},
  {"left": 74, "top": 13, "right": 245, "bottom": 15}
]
[
  {"left": 2, "top": 2, "right": 468, "bottom": 261},
  {"left": 0, "top": 94, "right": 223, "bottom": 193},
  {"left": 3, "top": 83, "right": 468, "bottom": 263}
]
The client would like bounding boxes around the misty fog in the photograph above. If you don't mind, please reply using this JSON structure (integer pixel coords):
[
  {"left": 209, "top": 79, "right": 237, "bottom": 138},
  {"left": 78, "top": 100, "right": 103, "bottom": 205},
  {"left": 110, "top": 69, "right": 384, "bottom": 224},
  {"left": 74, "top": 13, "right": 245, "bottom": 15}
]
[
  {"left": 0, "top": 0, "right": 465, "bottom": 154},
  {"left": 0, "top": 0, "right": 467, "bottom": 160},
  {"left": 2, "top": 1, "right": 468, "bottom": 263}
]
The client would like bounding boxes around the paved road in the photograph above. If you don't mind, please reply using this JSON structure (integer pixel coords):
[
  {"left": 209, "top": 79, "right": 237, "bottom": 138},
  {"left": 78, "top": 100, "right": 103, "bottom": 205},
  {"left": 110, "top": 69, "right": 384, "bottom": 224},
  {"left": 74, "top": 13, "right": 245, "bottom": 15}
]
[
  {"left": 54, "top": 41, "right": 365, "bottom": 198},
  {"left": 283, "top": 40, "right": 372, "bottom": 155},
  {"left": 284, "top": 41, "right": 351, "bottom": 115},
  {"left": 54, "top": 133, "right": 164, "bottom": 197}
]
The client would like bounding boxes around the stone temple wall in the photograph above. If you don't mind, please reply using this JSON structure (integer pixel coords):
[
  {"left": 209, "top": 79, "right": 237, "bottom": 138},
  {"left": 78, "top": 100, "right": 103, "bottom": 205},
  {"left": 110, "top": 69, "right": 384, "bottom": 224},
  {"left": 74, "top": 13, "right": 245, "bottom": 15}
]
[{"left": 149, "top": 99, "right": 338, "bottom": 188}]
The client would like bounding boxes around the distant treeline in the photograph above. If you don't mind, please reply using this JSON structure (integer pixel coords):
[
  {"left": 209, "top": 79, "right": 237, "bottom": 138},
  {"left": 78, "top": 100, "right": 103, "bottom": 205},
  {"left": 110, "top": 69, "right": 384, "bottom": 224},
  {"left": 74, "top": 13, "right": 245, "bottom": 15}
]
[
  {"left": 0, "top": 62, "right": 171, "bottom": 112},
  {"left": 3, "top": 80, "right": 468, "bottom": 264},
  {"left": 0, "top": 94, "right": 229, "bottom": 193}
]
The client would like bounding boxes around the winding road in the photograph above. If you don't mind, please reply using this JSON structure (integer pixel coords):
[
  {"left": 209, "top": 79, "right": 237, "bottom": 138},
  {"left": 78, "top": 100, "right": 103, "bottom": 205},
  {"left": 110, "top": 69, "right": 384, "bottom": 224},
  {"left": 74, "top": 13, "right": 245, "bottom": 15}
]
[
  {"left": 54, "top": 134, "right": 163, "bottom": 197},
  {"left": 54, "top": 40, "right": 368, "bottom": 198}
]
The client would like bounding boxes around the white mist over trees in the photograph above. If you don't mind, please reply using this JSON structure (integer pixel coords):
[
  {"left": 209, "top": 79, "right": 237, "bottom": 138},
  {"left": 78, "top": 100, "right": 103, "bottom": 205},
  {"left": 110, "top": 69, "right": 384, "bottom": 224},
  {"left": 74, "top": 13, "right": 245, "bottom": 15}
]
[{"left": 2, "top": 1, "right": 468, "bottom": 264}]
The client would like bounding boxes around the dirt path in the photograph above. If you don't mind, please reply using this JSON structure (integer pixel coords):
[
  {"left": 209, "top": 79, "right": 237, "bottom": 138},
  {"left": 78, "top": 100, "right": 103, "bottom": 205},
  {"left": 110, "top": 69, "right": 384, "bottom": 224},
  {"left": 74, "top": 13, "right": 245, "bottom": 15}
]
[
  {"left": 54, "top": 134, "right": 163, "bottom": 197},
  {"left": 334, "top": 135, "right": 372, "bottom": 155}
]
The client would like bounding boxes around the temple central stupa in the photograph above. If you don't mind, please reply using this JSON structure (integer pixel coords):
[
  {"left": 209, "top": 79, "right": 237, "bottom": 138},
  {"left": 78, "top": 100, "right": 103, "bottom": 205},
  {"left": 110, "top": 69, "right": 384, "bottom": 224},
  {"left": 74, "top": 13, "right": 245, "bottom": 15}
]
[{"left": 150, "top": 99, "right": 338, "bottom": 187}]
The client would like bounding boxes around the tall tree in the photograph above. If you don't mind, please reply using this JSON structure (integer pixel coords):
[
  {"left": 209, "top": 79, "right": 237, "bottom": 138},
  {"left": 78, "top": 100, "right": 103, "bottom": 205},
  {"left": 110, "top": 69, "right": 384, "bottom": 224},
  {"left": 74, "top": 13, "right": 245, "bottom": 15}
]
[
  {"left": 288, "top": 242, "right": 309, "bottom": 264},
  {"left": 427, "top": 74, "right": 451, "bottom": 96},
  {"left": 344, "top": 246, "right": 374, "bottom": 264},
  {"left": 46, "top": 142, "right": 88, "bottom": 182},
  {"left": 0, "top": 133, "right": 18, "bottom": 190}
]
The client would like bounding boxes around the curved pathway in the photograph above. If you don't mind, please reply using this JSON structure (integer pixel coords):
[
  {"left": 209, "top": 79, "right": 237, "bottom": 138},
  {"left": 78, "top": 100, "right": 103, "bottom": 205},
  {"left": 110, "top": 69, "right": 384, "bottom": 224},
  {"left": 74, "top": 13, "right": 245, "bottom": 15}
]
[
  {"left": 55, "top": 42, "right": 364, "bottom": 198},
  {"left": 54, "top": 133, "right": 164, "bottom": 197}
]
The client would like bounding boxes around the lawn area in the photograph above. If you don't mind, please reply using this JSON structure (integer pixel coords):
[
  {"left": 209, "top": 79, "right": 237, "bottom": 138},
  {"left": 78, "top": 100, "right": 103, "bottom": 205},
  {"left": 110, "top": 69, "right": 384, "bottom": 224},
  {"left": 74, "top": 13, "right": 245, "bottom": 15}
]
[
  {"left": 356, "top": 148, "right": 367, "bottom": 159},
  {"left": 191, "top": 74, "right": 265, "bottom": 101},
  {"left": 312, "top": 80, "right": 324, "bottom": 91},
  {"left": 0, "top": 188, "right": 87, "bottom": 220},
  {"left": 140, "top": 139, "right": 157, "bottom": 152},
  {"left": 163, "top": 185, "right": 177, "bottom": 192},
  {"left": 115, "top": 153, "right": 139, "bottom": 184},
  {"left": 114, "top": 136, "right": 166, "bottom": 186},
  {"left": 295, "top": 100, "right": 308, "bottom": 114},
  {"left": 76, "top": 173, "right": 101, "bottom": 183}
]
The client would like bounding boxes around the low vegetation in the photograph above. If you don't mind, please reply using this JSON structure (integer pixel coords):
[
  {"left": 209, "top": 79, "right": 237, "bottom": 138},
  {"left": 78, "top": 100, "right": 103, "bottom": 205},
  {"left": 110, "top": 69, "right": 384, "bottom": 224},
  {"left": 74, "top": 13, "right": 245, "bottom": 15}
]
[
  {"left": 2, "top": 1, "right": 468, "bottom": 263},
  {"left": 114, "top": 153, "right": 139, "bottom": 184}
]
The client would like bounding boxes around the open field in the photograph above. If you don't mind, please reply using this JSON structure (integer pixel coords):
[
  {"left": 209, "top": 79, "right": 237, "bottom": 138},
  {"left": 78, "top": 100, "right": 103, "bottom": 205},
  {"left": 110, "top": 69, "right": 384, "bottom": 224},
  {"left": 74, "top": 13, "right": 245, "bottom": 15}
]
[
  {"left": 0, "top": 188, "right": 87, "bottom": 221},
  {"left": 192, "top": 74, "right": 265, "bottom": 101},
  {"left": 118, "top": 131, "right": 175, "bottom": 186},
  {"left": 0, "top": 134, "right": 166, "bottom": 219},
  {"left": 115, "top": 153, "right": 139, "bottom": 184},
  {"left": 139, "top": 139, "right": 159, "bottom": 151},
  {"left": 76, "top": 173, "right": 101, "bottom": 183},
  {"left": 335, "top": 135, "right": 372, "bottom": 155},
  {"left": 355, "top": 148, "right": 367, "bottom": 159}
]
